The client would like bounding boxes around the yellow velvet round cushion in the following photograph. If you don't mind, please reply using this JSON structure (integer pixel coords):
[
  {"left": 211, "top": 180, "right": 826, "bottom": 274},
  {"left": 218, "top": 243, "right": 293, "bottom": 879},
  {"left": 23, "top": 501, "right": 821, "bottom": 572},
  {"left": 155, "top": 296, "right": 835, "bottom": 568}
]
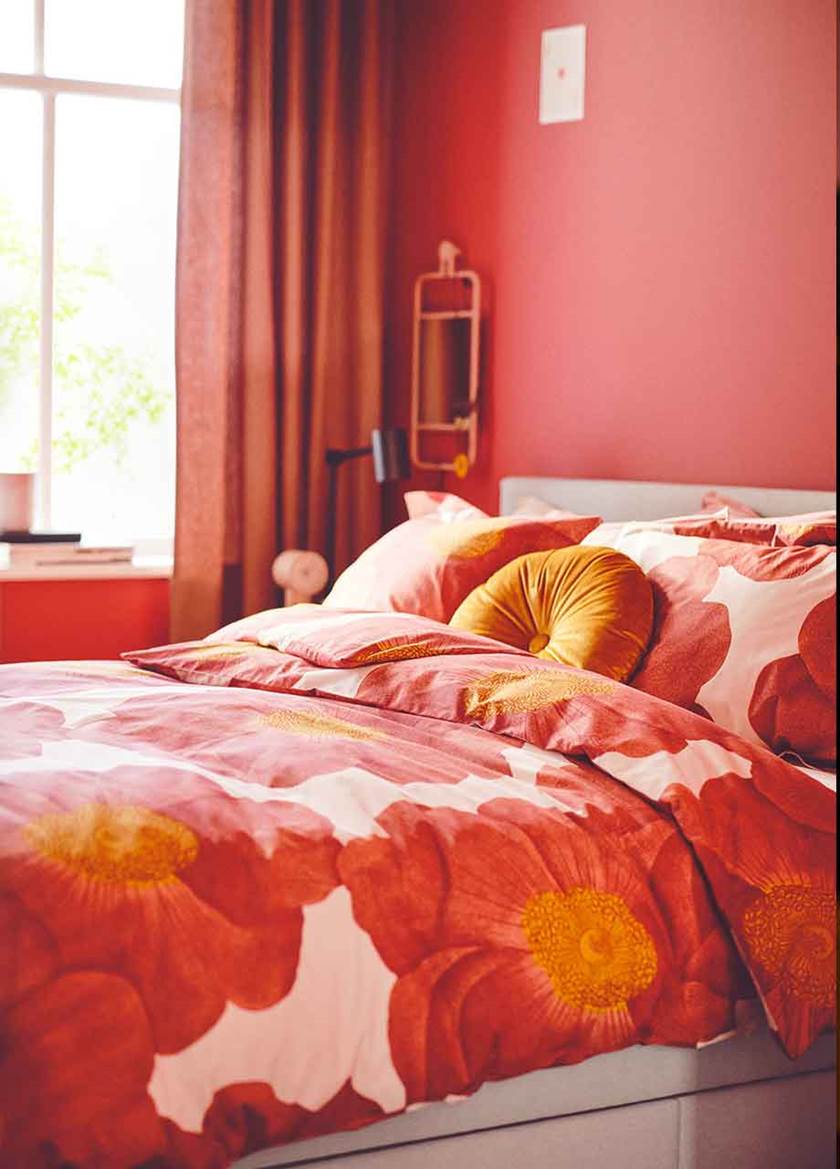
[{"left": 449, "top": 545, "right": 654, "bottom": 682}]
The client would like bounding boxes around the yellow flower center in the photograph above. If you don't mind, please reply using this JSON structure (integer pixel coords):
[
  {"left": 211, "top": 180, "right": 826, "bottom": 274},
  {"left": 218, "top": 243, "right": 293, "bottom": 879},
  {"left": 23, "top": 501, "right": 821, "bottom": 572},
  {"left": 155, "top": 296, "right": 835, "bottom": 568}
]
[
  {"left": 257, "top": 708, "right": 382, "bottom": 740},
  {"left": 25, "top": 804, "right": 198, "bottom": 885},
  {"left": 352, "top": 639, "right": 444, "bottom": 665},
  {"left": 185, "top": 643, "right": 254, "bottom": 660},
  {"left": 521, "top": 888, "right": 658, "bottom": 1011},
  {"left": 64, "top": 662, "right": 146, "bottom": 681},
  {"left": 742, "top": 884, "right": 836, "bottom": 1007},
  {"left": 463, "top": 669, "right": 614, "bottom": 720}
]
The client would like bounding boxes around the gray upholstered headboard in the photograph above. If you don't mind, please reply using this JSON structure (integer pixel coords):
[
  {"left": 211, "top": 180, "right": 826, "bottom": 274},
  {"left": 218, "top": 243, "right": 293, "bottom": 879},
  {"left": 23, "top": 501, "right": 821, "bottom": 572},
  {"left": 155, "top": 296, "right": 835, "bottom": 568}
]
[{"left": 499, "top": 477, "right": 836, "bottom": 522}]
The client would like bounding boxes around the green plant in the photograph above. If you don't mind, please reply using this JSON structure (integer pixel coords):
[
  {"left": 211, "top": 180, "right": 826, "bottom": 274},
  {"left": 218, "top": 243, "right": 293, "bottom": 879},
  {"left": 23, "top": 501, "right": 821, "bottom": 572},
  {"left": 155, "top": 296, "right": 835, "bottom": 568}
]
[{"left": 0, "top": 198, "right": 171, "bottom": 474}]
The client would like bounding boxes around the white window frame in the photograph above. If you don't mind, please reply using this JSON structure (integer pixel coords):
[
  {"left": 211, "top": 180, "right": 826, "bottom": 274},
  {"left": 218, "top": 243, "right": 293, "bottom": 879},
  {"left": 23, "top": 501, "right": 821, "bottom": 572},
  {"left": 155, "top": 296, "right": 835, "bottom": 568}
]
[{"left": 0, "top": 0, "right": 180, "bottom": 542}]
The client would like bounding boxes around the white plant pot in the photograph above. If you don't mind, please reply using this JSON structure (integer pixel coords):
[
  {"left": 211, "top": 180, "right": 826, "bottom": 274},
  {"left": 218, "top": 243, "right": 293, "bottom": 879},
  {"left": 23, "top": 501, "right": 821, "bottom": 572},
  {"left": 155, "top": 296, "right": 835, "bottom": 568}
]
[{"left": 0, "top": 473, "right": 36, "bottom": 533}]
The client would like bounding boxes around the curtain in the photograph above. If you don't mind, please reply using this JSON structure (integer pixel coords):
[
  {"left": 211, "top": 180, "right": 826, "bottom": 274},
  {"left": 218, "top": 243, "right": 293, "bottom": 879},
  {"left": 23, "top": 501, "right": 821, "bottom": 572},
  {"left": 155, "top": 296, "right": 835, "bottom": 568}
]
[{"left": 172, "top": 0, "right": 393, "bottom": 642}]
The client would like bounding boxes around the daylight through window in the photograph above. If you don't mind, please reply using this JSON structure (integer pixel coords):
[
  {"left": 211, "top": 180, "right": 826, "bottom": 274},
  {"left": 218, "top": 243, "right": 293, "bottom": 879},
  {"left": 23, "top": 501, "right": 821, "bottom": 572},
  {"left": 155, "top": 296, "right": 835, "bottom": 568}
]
[{"left": 0, "top": 0, "right": 184, "bottom": 545}]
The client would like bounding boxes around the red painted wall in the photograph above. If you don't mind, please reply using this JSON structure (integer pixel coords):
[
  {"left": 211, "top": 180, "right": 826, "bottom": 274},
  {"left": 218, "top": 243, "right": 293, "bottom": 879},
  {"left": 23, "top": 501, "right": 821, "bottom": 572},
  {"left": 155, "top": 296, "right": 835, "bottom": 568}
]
[{"left": 386, "top": 0, "right": 837, "bottom": 517}]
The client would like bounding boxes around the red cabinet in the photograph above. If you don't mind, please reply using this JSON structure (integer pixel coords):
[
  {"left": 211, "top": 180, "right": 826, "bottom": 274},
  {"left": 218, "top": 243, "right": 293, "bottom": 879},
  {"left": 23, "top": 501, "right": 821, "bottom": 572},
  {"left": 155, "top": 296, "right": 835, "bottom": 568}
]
[{"left": 0, "top": 576, "right": 170, "bottom": 663}]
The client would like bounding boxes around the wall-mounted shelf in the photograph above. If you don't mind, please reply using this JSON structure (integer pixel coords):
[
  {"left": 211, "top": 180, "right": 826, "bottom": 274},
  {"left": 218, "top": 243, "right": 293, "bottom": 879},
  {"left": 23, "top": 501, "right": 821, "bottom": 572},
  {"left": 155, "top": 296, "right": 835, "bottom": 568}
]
[{"left": 410, "top": 240, "right": 481, "bottom": 476}]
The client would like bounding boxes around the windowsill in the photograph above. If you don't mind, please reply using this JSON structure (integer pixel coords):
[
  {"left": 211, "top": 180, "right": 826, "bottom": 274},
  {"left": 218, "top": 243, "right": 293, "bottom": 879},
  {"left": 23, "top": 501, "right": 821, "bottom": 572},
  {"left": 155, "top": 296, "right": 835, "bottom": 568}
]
[{"left": 0, "top": 555, "right": 173, "bottom": 582}]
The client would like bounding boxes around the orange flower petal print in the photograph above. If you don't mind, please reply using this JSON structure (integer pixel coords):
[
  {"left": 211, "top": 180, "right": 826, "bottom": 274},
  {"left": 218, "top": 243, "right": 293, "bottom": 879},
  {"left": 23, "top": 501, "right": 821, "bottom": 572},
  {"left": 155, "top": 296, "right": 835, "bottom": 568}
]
[
  {"left": 404, "top": 656, "right": 694, "bottom": 760},
  {"left": 340, "top": 798, "right": 741, "bottom": 1101},
  {"left": 0, "top": 892, "right": 58, "bottom": 1011},
  {"left": 798, "top": 595, "right": 836, "bottom": 697},
  {"left": 630, "top": 554, "right": 731, "bottom": 717},
  {"left": 2, "top": 770, "right": 340, "bottom": 1053},
  {"left": 0, "top": 701, "right": 68, "bottom": 758},
  {"left": 82, "top": 689, "right": 513, "bottom": 790},
  {"left": 462, "top": 669, "right": 615, "bottom": 721},
  {"left": 749, "top": 654, "right": 835, "bottom": 763},
  {"left": 702, "top": 539, "right": 834, "bottom": 582},
  {"left": 0, "top": 972, "right": 165, "bottom": 1168},
  {"left": 0, "top": 973, "right": 383, "bottom": 1169},
  {"left": 748, "top": 594, "right": 837, "bottom": 763},
  {"left": 199, "top": 1080, "right": 384, "bottom": 1165},
  {"left": 665, "top": 772, "right": 836, "bottom": 1057}
]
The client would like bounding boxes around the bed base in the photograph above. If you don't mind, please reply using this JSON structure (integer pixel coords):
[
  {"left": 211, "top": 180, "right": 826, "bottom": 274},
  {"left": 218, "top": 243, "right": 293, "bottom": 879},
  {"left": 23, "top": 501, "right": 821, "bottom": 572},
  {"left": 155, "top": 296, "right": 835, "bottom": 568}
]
[{"left": 233, "top": 1031, "right": 836, "bottom": 1169}]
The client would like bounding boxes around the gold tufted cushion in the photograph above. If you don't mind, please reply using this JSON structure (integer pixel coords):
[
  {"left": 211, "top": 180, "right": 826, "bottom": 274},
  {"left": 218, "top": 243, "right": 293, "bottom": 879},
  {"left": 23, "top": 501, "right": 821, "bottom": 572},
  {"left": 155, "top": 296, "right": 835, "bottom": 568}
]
[{"left": 449, "top": 546, "right": 654, "bottom": 682}]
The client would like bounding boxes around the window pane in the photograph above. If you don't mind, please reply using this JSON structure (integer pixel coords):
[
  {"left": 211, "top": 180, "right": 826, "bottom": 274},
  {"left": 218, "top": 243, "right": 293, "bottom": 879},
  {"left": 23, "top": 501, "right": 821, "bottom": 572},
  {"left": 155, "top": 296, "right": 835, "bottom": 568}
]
[
  {"left": 0, "top": 0, "right": 34, "bottom": 73},
  {"left": 52, "top": 95, "right": 179, "bottom": 540},
  {"left": 0, "top": 89, "right": 41, "bottom": 476},
  {"left": 45, "top": 0, "right": 184, "bottom": 88}
]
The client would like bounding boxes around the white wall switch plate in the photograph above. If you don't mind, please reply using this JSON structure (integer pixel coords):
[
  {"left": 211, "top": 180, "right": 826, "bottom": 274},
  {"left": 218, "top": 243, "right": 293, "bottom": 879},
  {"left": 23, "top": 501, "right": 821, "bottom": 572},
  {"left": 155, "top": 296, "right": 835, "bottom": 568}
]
[{"left": 539, "top": 25, "right": 586, "bottom": 124}]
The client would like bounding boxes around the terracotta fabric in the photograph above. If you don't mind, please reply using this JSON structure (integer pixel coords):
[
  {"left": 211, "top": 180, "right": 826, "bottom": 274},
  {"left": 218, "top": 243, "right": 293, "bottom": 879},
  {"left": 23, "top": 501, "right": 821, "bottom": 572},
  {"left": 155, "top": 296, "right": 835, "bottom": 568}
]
[
  {"left": 128, "top": 607, "right": 835, "bottom": 1063},
  {"left": 592, "top": 527, "right": 837, "bottom": 764},
  {"left": 450, "top": 546, "right": 654, "bottom": 682},
  {"left": 323, "top": 511, "right": 602, "bottom": 622},
  {"left": 701, "top": 491, "right": 761, "bottom": 517},
  {"left": 214, "top": 602, "right": 531, "bottom": 668},
  {"left": 585, "top": 510, "right": 837, "bottom": 549},
  {"left": 702, "top": 512, "right": 837, "bottom": 548},
  {"left": 673, "top": 512, "right": 837, "bottom": 548},
  {"left": 324, "top": 490, "right": 601, "bottom": 621},
  {"left": 173, "top": 0, "right": 392, "bottom": 641},
  {"left": 1, "top": 612, "right": 833, "bottom": 1165}
]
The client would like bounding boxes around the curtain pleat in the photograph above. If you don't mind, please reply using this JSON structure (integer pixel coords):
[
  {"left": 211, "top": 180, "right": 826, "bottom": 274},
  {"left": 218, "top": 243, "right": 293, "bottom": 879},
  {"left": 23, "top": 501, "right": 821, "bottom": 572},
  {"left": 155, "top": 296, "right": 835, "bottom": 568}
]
[{"left": 172, "top": 0, "right": 392, "bottom": 642}]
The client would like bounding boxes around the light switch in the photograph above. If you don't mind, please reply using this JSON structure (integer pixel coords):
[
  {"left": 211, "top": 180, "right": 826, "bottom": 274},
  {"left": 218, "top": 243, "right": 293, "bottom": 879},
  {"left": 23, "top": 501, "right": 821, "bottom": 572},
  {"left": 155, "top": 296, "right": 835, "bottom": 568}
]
[{"left": 539, "top": 25, "right": 586, "bottom": 124}]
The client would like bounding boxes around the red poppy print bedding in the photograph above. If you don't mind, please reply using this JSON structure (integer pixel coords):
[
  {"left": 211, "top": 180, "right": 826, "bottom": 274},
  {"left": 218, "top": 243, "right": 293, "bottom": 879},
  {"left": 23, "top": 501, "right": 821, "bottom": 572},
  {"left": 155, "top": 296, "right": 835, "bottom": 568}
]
[
  {"left": 0, "top": 610, "right": 834, "bottom": 1169},
  {"left": 584, "top": 527, "right": 837, "bottom": 764},
  {"left": 323, "top": 491, "right": 600, "bottom": 621}
]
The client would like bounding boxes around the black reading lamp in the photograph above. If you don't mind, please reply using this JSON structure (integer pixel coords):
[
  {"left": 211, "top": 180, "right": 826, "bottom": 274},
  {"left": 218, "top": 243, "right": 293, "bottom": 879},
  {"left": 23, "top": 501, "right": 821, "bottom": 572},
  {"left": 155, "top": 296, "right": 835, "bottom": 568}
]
[{"left": 324, "top": 427, "right": 410, "bottom": 582}]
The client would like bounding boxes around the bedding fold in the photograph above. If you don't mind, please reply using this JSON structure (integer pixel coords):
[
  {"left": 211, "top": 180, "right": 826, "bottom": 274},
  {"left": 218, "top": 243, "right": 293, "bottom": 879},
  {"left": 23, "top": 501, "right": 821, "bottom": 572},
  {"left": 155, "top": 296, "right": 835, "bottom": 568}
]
[{"left": 127, "top": 606, "right": 836, "bottom": 1059}]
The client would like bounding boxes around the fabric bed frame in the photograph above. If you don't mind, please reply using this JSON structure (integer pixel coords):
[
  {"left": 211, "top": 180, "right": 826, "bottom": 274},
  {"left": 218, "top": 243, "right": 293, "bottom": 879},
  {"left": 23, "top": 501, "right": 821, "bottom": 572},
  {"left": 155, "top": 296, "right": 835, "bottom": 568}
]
[
  {"left": 498, "top": 476, "right": 836, "bottom": 521},
  {"left": 232, "top": 1030, "right": 835, "bottom": 1169},
  {"left": 230, "top": 478, "right": 837, "bottom": 1169}
]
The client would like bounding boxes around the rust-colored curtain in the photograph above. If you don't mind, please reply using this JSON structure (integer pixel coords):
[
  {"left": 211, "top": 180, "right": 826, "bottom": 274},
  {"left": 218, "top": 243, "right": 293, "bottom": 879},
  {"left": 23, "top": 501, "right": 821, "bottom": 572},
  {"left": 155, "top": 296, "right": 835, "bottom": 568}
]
[{"left": 172, "top": 0, "right": 393, "bottom": 641}]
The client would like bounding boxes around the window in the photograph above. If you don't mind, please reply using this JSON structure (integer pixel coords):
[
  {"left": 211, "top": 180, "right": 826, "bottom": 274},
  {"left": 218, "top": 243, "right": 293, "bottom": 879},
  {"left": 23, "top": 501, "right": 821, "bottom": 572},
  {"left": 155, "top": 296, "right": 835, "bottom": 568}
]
[{"left": 0, "top": 0, "right": 184, "bottom": 547}]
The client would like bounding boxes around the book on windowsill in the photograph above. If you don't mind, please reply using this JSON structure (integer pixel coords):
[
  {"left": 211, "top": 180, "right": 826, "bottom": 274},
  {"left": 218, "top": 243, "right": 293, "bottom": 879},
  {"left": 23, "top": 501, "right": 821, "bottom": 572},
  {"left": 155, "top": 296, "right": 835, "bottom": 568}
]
[
  {"left": 2, "top": 542, "right": 134, "bottom": 567},
  {"left": 0, "top": 530, "right": 82, "bottom": 543}
]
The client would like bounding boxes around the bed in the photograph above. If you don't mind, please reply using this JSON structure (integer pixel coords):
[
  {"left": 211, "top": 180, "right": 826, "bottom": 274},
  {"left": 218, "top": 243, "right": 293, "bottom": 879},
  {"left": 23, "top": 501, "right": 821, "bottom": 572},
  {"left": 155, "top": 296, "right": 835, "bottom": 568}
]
[{"left": 1, "top": 477, "right": 835, "bottom": 1169}]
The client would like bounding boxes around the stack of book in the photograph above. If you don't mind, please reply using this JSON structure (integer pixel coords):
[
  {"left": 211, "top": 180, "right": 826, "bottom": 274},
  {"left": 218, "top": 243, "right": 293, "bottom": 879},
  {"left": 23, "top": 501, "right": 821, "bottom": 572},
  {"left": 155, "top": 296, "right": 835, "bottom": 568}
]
[{"left": 0, "top": 531, "right": 135, "bottom": 570}]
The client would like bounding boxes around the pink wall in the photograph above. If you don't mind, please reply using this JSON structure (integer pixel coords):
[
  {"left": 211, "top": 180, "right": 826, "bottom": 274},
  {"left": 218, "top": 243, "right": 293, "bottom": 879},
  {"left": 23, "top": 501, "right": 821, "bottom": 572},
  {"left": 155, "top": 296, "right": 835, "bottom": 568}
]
[{"left": 386, "top": 0, "right": 837, "bottom": 517}]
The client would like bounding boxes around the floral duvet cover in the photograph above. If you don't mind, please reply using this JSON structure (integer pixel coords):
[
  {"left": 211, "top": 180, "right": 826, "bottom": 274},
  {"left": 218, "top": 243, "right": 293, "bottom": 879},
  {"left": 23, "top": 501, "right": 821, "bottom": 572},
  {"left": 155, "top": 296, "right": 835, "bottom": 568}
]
[{"left": 0, "top": 607, "right": 834, "bottom": 1169}]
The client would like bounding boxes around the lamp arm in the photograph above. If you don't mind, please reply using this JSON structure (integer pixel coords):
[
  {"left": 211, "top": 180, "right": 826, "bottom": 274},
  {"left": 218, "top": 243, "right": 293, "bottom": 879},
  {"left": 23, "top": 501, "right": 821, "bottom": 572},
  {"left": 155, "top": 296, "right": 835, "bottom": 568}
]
[
  {"left": 323, "top": 428, "right": 406, "bottom": 583},
  {"left": 326, "top": 445, "right": 373, "bottom": 466},
  {"left": 325, "top": 446, "right": 373, "bottom": 581}
]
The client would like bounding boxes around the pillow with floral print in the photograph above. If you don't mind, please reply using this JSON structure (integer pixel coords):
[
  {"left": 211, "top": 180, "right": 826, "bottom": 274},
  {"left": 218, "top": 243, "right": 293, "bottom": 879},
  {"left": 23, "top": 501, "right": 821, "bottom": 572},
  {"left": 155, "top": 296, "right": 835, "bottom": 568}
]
[
  {"left": 324, "top": 494, "right": 601, "bottom": 622},
  {"left": 714, "top": 512, "right": 836, "bottom": 548},
  {"left": 700, "top": 490, "right": 761, "bottom": 517},
  {"left": 584, "top": 510, "right": 836, "bottom": 550},
  {"left": 582, "top": 510, "right": 728, "bottom": 546},
  {"left": 590, "top": 527, "right": 836, "bottom": 764}
]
